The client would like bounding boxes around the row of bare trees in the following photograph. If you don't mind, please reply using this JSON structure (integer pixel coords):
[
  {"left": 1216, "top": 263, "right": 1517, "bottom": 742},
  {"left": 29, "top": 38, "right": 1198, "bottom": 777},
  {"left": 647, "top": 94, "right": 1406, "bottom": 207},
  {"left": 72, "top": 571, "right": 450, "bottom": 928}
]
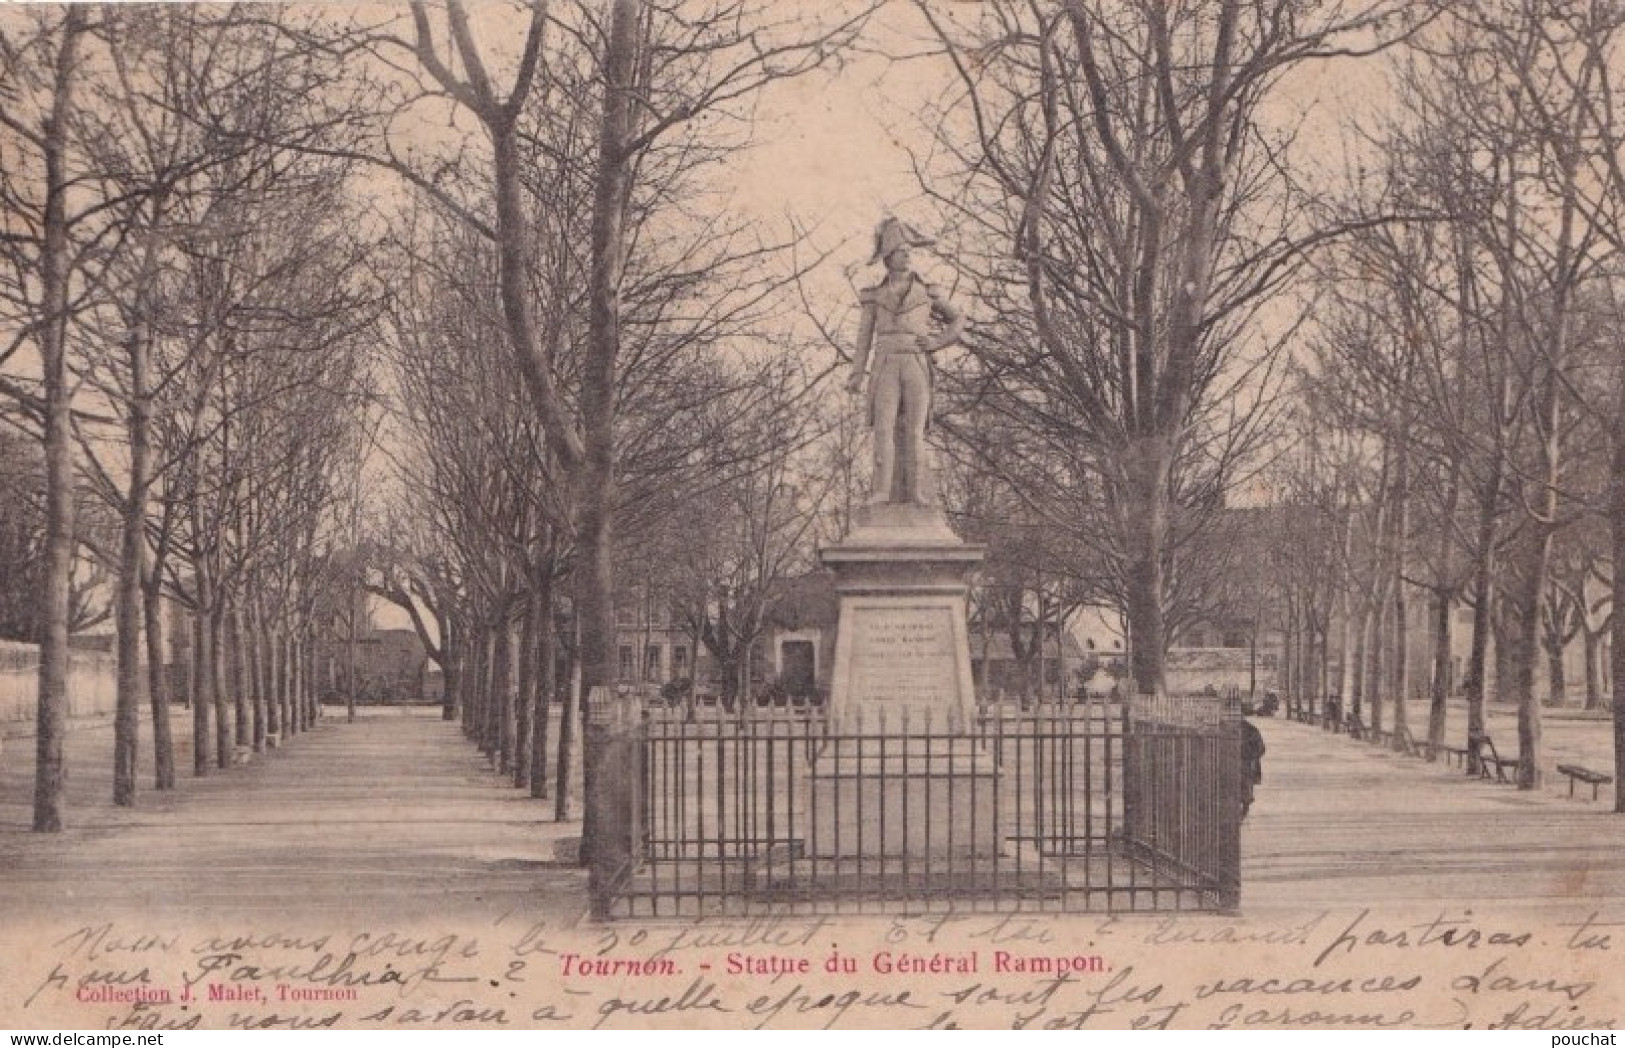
[
  {"left": 1257, "top": 1, "right": 1625, "bottom": 796},
  {"left": 891, "top": 1, "right": 1625, "bottom": 806},
  {"left": 3, "top": 0, "right": 877, "bottom": 841},
  {"left": 348, "top": 0, "right": 870, "bottom": 849},
  {"left": 912, "top": 0, "right": 1423, "bottom": 700},
  {"left": 1, "top": 6, "right": 379, "bottom": 827}
]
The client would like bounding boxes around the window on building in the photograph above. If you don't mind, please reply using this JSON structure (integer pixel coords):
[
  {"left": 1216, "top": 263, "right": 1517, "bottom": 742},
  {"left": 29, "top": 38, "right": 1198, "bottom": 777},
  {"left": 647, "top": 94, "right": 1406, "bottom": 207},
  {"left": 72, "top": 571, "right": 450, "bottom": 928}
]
[
  {"left": 618, "top": 645, "right": 635, "bottom": 680},
  {"left": 672, "top": 645, "right": 689, "bottom": 678},
  {"left": 1223, "top": 631, "right": 1248, "bottom": 649},
  {"left": 645, "top": 645, "right": 662, "bottom": 681}
]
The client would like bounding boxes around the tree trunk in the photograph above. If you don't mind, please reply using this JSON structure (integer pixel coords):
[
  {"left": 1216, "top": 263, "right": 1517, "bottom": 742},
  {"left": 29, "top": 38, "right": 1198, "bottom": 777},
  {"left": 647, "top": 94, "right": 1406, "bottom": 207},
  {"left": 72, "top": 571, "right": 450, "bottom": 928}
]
[
  {"left": 441, "top": 617, "right": 461, "bottom": 723},
  {"left": 31, "top": 8, "right": 86, "bottom": 832},
  {"left": 457, "top": 628, "right": 478, "bottom": 734},
  {"left": 1390, "top": 441, "right": 1410, "bottom": 748},
  {"left": 1336, "top": 509, "right": 1355, "bottom": 705},
  {"left": 113, "top": 278, "right": 158, "bottom": 805},
  {"left": 211, "top": 607, "right": 230, "bottom": 768},
  {"left": 516, "top": 599, "right": 534, "bottom": 788},
  {"left": 257, "top": 608, "right": 273, "bottom": 742},
  {"left": 1464, "top": 469, "right": 1501, "bottom": 775},
  {"left": 555, "top": 634, "right": 579, "bottom": 822},
  {"left": 112, "top": 520, "right": 144, "bottom": 807},
  {"left": 484, "top": 625, "right": 503, "bottom": 756},
  {"left": 346, "top": 599, "right": 358, "bottom": 724},
  {"left": 1584, "top": 626, "right": 1601, "bottom": 711},
  {"left": 1612, "top": 406, "right": 1625, "bottom": 811},
  {"left": 1008, "top": 602, "right": 1032, "bottom": 702},
  {"left": 229, "top": 602, "right": 250, "bottom": 749},
  {"left": 251, "top": 601, "right": 270, "bottom": 748},
  {"left": 1428, "top": 461, "right": 1459, "bottom": 757},
  {"left": 1122, "top": 436, "right": 1171, "bottom": 696},
  {"left": 1429, "top": 591, "right": 1451, "bottom": 759},
  {"left": 1351, "top": 604, "right": 1369, "bottom": 719},
  {"left": 304, "top": 631, "right": 318, "bottom": 728},
  {"left": 493, "top": 613, "right": 515, "bottom": 774},
  {"left": 1248, "top": 616, "right": 1259, "bottom": 700},
  {"left": 531, "top": 568, "right": 554, "bottom": 799},
  {"left": 978, "top": 596, "right": 992, "bottom": 701},
  {"left": 467, "top": 624, "right": 488, "bottom": 746},
  {"left": 578, "top": 0, "right": 640, "bottom": 869},
  {"left": 1494, "top": 612, "right": 1515, "bottom": 705},
  {"left": 142, "top": 577, "right": 174, "bottom": 790},
  {"left": 1546, "top": 634, "right": 1568, "bottom": 709},
  {"left": 1304, "top": 620, "right": 1318, "bottom": 709},
  {"left": 1316, "top": 623, "right": 1329, "bottom": 713},
  {"left": 441, "top": 613, "right": 459, "bottom": 721},
  {"left": 245, "top": 604, "right": 262, "bottom": 751},
  {"left": 1282, "top": 607, "right": 1297, "bottom": 703},
  {"left": 300, "top": 632, "right": 313, "bottom": 734},
  {"left": 191, "top": 604, "right": 212, "bottom": 776},
  {"left": 1368, "top": 583, "right": 1386, "bottom": 736},
  {"left": 275, "top": 629, "right": 290, "bottom": 739},
  {"left": 286, "top": 633, "right": 301, "bottom": 737},
  {"left": 1512, "top": 536, "right": 1549, "bottom": 789}
]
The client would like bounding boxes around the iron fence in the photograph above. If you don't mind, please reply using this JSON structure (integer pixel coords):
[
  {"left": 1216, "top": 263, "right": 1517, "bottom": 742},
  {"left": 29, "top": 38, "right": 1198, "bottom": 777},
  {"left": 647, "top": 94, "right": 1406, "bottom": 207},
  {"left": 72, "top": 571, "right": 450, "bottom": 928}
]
[{"left": 590, "top": 692, "right": 1242, "bottom": 918}]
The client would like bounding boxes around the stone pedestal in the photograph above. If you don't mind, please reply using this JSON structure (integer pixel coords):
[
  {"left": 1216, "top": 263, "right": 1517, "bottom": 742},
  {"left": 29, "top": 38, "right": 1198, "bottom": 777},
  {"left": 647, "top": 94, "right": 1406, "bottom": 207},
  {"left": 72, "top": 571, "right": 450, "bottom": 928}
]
[
  {"left": 807, "top": 745, "right": 998, "bottom": 858},
  {"left": 808, "top": 502, "right": 996, "bottom": 858}
]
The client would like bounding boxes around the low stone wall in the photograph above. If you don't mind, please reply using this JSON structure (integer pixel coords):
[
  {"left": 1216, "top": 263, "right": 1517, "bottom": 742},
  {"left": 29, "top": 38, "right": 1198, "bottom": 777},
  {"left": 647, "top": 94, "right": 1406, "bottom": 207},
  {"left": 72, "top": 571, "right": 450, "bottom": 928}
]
[{"left": 0, "top": 640, "right": 121, "bottom": 725}]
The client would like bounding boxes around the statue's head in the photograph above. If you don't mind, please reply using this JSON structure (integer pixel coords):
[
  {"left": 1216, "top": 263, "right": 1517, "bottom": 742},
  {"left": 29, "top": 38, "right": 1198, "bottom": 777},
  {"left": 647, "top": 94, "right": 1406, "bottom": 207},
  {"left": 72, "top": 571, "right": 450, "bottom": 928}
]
[{"left": 870, "top": 217, "right": 934, "bottom": 268}]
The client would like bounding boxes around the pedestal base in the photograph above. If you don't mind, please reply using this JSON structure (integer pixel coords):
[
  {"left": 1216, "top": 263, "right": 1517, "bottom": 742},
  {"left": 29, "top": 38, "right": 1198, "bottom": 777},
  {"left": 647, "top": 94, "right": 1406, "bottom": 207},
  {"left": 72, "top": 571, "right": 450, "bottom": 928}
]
[{"left": 807, "top": 744, "right": 999, "bottom": 858}]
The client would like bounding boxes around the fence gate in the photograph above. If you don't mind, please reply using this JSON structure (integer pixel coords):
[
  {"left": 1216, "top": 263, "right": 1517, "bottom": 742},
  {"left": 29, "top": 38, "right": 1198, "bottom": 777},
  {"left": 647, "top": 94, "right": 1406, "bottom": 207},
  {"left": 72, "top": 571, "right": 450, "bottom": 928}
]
[{"left": 588, "top": 690, "right": 1242, "bottom": 919}]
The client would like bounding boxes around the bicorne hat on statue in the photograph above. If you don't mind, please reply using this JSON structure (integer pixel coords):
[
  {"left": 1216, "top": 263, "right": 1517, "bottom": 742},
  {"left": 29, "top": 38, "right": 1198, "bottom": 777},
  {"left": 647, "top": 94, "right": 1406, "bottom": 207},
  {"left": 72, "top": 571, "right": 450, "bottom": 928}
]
[{"left": 869, "top": 217, "right": 935, "bottom": 265}]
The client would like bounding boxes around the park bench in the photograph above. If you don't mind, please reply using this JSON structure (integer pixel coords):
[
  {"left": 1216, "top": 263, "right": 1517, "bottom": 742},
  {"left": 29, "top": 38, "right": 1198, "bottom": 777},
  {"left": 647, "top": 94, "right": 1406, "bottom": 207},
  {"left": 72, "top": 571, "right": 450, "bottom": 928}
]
[
  {"left": 1393, "top": 725, "right": 1423, "bottom": 758},
  {"left": 1435, "top": 742, "right": 1470, "bottom": 768},
  {"left": 1555, "top": 763, "right": 1614, "bottom": 801},
  {"left": 1468, "top": 732, "right": 1519, "bottom": 783}
]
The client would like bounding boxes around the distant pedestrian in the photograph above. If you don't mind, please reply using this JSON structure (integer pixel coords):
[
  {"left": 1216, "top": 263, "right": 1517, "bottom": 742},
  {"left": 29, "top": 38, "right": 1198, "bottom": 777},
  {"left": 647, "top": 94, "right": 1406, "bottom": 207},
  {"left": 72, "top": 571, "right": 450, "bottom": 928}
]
[{"left": 1239, "top": 718, "right": 1265, "bottom": 819}]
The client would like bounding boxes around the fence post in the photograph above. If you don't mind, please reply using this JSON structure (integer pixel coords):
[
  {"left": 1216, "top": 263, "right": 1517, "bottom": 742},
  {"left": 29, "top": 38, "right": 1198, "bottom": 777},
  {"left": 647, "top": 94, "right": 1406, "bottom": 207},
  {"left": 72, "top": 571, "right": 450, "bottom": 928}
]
[{"left": 587, "top": 685, "right": 643, "bottom": 920}]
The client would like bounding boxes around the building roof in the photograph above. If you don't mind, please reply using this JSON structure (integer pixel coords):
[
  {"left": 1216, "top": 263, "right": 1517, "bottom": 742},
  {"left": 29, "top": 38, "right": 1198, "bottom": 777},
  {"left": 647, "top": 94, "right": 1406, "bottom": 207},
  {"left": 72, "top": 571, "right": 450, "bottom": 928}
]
[{"left": 764, "top": 571, "right": 840, "bottom": 631}]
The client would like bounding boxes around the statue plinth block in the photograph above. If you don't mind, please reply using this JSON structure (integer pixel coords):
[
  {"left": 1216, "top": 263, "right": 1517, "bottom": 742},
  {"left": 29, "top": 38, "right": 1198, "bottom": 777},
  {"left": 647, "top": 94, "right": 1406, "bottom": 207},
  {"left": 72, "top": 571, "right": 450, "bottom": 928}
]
[
  {"left": 807, "top": 744, "right": 997, "bottom": 859},
  {"left": 809, "top": 501, "right": 996, "bottom": 858}
]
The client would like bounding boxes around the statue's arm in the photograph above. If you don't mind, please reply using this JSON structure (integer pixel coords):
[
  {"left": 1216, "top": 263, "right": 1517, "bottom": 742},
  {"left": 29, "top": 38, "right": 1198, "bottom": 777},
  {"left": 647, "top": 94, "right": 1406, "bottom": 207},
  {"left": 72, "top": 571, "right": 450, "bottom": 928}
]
[
  {"left": 847, "top": 293, "right": 877, "bottom": 393},
  {"left": 927, "top": 285, "right": 966, "bottom": 352}
]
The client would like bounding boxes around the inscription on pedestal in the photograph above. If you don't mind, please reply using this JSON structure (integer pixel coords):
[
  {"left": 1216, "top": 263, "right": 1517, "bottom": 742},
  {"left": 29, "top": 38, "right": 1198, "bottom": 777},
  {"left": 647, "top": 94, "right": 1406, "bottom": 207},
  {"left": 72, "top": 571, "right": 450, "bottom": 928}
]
[{"left": 847, "top": 605, "right": 958, "bottom": 708}]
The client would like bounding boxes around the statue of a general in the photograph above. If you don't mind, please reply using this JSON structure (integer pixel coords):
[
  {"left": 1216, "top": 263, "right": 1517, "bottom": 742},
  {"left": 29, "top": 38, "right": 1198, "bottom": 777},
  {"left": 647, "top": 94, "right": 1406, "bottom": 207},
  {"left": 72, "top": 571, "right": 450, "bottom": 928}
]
[{"left": 846, "top": 218, "right": 965, "bottom": 505}]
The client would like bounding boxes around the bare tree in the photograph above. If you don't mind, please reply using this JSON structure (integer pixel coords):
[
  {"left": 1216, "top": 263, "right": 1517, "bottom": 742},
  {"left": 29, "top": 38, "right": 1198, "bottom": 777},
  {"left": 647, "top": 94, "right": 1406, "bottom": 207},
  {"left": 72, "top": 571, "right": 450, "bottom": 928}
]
[
  {"left": 916, "top": 0, "right": 1418, "bottom": 696},
  {"left": 0, "top": 6, "right": 91, "bottom": 831},
  {"left": 1379, "top": 1, "right": 1620, "bottom": 787}
]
